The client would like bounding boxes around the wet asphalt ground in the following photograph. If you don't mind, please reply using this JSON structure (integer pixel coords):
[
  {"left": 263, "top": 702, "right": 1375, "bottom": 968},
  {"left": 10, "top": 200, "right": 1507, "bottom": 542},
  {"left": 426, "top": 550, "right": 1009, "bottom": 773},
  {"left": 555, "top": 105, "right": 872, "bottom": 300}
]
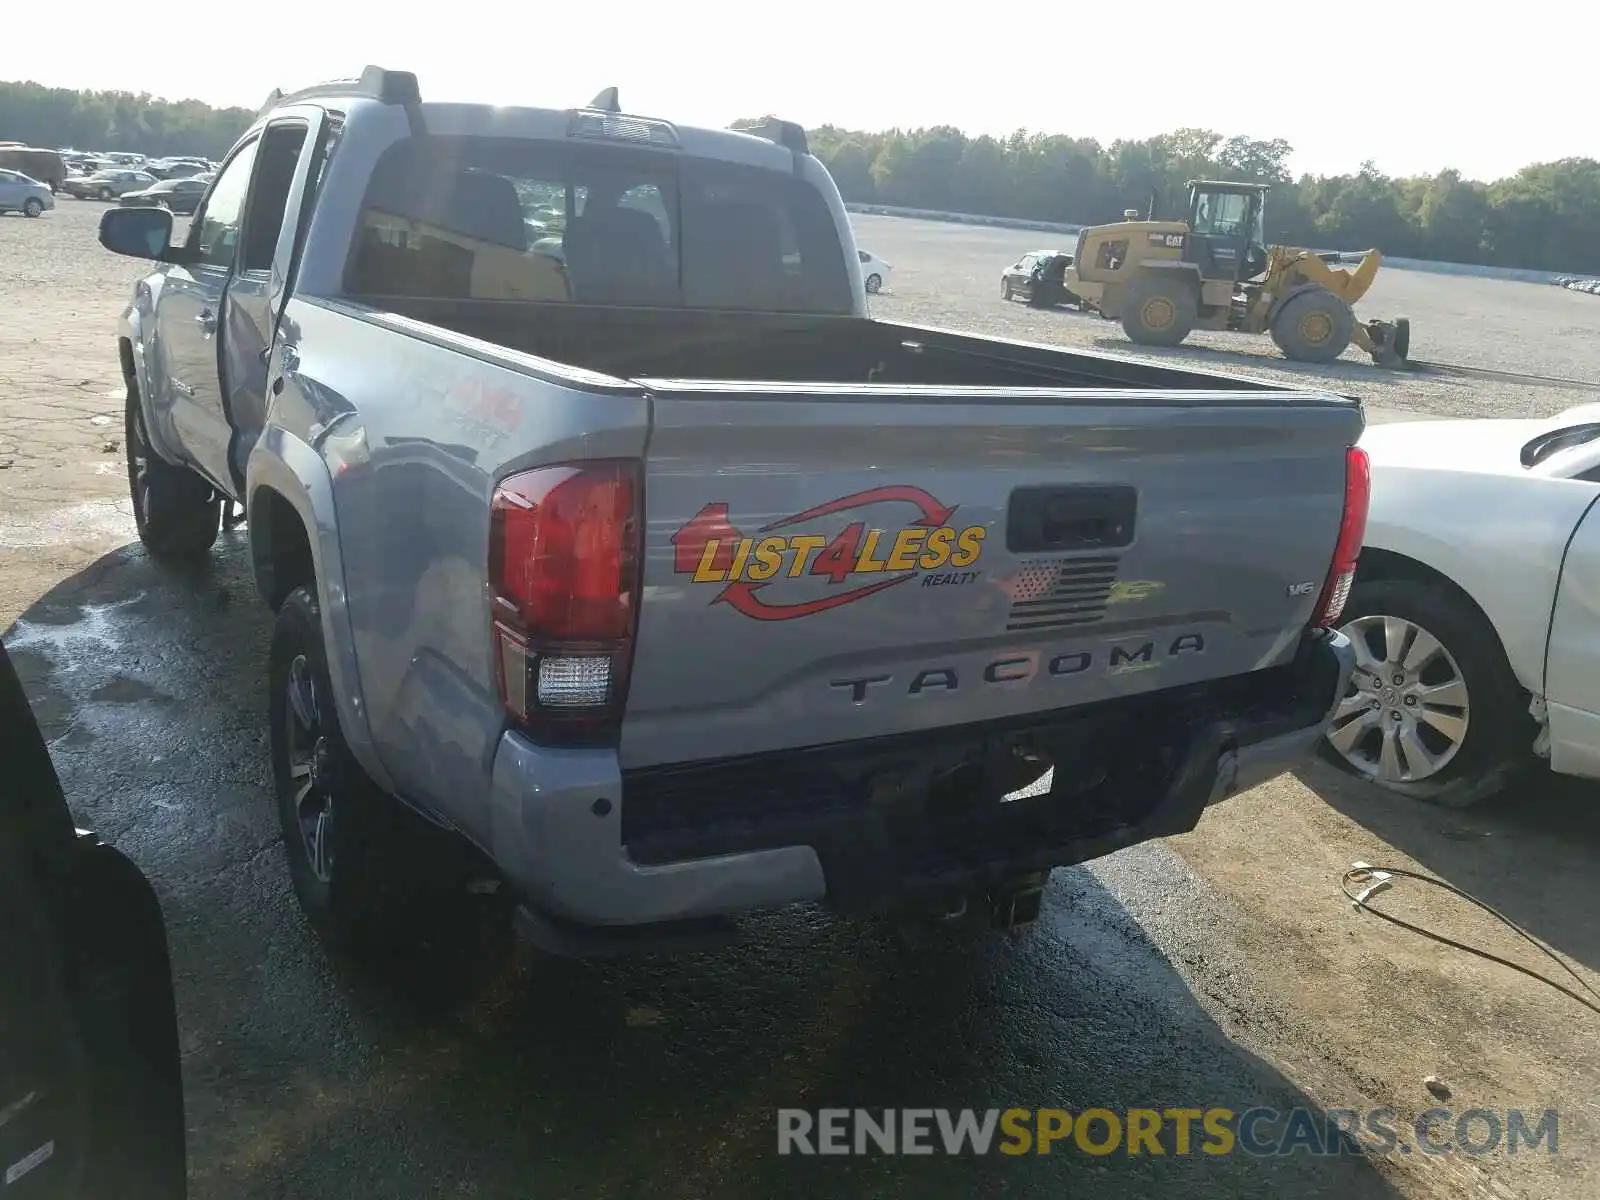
[{"left": 6, "top": 531, "right": 1407, "bottom": 1199}]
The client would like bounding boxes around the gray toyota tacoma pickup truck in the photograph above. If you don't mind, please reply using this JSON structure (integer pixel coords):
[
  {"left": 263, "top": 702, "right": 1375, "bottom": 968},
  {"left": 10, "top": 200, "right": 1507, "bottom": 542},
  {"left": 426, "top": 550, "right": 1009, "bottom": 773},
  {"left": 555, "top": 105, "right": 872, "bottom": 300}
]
[{"left": 98, "top": 67, "right": 1364, "bottom": 956}]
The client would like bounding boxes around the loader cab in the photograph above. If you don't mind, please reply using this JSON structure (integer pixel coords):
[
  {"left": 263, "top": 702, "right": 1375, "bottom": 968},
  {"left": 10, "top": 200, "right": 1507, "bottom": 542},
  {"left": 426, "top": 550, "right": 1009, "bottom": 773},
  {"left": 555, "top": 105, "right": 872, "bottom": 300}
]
[{"left": 1185, "top": 180, "right": 1269, "bottom": 282}]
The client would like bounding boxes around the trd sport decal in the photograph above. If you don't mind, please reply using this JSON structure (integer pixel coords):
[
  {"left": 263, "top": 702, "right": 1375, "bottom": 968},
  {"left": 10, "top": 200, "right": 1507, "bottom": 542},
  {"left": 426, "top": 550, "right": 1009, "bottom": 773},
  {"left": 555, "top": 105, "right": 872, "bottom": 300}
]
[{"left": 671, "top": 485, "right": 987, "bottom": 621}]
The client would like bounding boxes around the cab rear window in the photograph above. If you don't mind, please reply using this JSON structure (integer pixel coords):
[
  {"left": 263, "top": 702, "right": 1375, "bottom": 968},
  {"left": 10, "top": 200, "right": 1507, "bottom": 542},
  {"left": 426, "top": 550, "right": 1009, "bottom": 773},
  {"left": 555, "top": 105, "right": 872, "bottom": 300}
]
[{"left": 344, "top": 135, "right": 853, "bottom": 315}]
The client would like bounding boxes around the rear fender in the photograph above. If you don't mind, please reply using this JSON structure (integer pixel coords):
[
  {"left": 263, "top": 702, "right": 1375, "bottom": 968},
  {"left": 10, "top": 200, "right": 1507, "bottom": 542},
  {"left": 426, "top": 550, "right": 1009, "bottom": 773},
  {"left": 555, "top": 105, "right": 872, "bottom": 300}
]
[{"left": 246, "top": 428, "right": 394, "bottom": 794}]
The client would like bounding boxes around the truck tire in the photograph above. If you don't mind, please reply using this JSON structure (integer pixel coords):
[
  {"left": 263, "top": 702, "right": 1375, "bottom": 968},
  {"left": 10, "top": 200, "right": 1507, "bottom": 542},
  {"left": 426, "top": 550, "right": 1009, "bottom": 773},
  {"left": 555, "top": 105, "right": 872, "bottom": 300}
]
[
  {"left": 1270, "top": 288, "right": 1355, "bottom": 363},
  {"left": 1120, "top": 277, "right": 1197, "bottom": 347},
  {"left": 1316, "top": 577, "right": 1532, "bottom": 808},
  {"left": 125, "top": 387, "right": 220, "bottom": 562},
  {"left": 269, "top": 587, "right": 419, "bottom": 950}
]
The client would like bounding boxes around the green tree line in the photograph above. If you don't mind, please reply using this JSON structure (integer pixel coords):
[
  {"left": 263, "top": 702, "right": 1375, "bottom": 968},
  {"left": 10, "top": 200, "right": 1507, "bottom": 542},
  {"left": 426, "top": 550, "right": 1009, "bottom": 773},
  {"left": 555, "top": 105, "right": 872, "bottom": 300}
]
[
  {"left": 7, "top": 79, "right": 1595, "bottom": 273},
  {"left": 0, "top": 80, "right": 253, "bottom": 162},
  {"left": 815, "top": 125, "right": 1600, "bottom": 274}
]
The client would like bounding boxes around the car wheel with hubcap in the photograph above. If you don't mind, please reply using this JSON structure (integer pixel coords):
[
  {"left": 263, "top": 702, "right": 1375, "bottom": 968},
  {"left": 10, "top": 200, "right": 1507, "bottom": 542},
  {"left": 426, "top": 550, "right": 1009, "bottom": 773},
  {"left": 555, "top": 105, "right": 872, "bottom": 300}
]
[
  {"left": 1002, "top": 279, "right": 1013, "bottom": 301},
  {"left": 270, "top": 587, "right": 412, "bottom": 950},
  {"left": 1318, "top": 577, "right": 1532, "bottom": 808},
  {"left": 270, "top": 587, "right": 485, "bottom": 957},
  {"left": 22, "top": 198, "right": 43, "bottom": 218}
]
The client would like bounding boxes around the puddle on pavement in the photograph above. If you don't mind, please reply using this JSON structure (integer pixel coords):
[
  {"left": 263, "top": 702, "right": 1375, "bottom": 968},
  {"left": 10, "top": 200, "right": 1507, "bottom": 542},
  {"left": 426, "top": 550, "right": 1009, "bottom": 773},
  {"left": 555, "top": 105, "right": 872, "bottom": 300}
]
[
  {"left": 90, "top": 675, "right": 174, "bottom": 705},
  {"left": 6, "top": 592, "right": 145, "bottom": 652},
  {"left": 0, "top": 500, "right": 136, "bottom": 549},
  {"left": 7, "top": 594, "right": 170, "bottom": 745}
]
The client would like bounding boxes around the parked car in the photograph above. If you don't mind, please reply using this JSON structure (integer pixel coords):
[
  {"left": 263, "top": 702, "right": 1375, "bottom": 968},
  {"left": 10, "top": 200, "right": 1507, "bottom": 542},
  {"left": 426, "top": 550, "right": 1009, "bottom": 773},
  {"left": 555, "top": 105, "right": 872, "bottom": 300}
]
[
  {"left": 96, "top": 66, "right": 1361, "bottom": 961},
  {"left": 63, "top": 169, "right": 157, "bottom": 200},
  {"left": 0, "top": 146, "right": 66, "bottom": 192},
  {"left": 118, "top": 177, "right": 209, "bottom": 214},
  {"left": 0, "top": 168, "right": 54, "bottom": 217},
  {"left": 1321, "top": 407, "right": 1600, "bottom": 807},
  {"left": 1001, "top": 250, "right": 1082, "bottom": 308},
  {"left": 856, "top": 248, "right": 892, "bottom": 293},
  {"left": 146, "top": 160, "right": 209, "bottom": 181}
]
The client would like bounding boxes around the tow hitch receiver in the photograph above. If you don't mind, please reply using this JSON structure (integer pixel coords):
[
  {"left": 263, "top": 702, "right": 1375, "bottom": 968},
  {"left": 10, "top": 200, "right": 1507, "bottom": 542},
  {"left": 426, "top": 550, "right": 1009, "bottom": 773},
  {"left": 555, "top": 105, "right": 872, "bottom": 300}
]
[{"left": 987, "top": 872, "right": 1048, "bottom": 931}]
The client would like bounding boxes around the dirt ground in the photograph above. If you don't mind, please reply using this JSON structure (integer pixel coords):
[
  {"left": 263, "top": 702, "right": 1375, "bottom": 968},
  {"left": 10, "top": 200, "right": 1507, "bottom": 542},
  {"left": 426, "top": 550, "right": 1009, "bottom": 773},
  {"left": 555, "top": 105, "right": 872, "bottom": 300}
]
[{"left": 3, "top": 202, "right": 1599, "bottom": 1199}]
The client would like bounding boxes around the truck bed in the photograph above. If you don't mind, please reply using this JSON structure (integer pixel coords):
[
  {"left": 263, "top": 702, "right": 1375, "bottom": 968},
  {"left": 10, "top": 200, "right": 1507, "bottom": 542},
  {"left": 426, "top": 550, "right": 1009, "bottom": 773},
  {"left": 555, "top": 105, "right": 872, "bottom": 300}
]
[{"left": 364, "top": 297, "right": 1293, "bottom": 394}]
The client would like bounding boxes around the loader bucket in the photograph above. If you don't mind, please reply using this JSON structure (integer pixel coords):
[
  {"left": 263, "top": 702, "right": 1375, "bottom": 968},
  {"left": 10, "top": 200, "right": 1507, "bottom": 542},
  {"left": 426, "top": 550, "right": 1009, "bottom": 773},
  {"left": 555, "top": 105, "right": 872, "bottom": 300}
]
[
  {"left": 1356, "top": 317, "right": 1410, "bottom": 368},
  {"left": 1341, "top": 249, "right": 1382, "bottom": 306},
  {"left": 1286, "top": 247, "right": 1383, "bottom": 307}
]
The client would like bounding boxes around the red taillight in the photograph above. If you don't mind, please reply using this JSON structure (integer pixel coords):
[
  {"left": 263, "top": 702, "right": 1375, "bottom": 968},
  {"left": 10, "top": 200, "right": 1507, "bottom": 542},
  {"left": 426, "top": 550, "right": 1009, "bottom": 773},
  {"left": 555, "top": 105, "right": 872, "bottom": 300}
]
[
  {"left": 488, "top": 460, "right": 643, "bottom": 740},
  {"left": 1311, "top": 445, "right": 1371, "bottom": 629}
]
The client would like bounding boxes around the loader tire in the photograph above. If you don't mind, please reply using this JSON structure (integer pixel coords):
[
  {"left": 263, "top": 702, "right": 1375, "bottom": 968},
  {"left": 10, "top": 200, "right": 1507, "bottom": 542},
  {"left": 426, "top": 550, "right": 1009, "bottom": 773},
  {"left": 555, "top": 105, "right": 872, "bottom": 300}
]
[
  {"left": 1271, "top": 288, "right": 1355, "bottom": 364},
  {"left": 1120, "top": 277, "right": 1197, "bottom": 347}
]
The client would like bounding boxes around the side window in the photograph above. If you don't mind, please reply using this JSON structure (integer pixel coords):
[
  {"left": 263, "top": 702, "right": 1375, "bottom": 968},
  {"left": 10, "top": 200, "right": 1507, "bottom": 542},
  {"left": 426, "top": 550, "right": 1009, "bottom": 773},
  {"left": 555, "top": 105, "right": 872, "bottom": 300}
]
[
  {"left": 350, "top": 143, "right": 576, "bottom": 303},
  {"left": 237, "top": 122, "right": 310, "bottom": 274},
  {"left": 345, "top": 137, "right": 852, "bottom": 314},
  {"left": 1193, "top": 193, "right": 1248, "bottom": 237},
  {"left": 679, "top": 162, "right": 852, "bottom": 313},
  {"left": 618, "top": 182, "right": 672, "bottom": 248},
  {"left": 193, "top": 141, "right": 260, "bottom": 269}
]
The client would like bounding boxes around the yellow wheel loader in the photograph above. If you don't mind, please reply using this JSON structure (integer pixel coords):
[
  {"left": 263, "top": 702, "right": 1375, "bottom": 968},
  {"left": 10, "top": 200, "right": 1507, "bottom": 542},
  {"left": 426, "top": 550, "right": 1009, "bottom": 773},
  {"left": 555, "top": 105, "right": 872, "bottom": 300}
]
[{"left": 1063, "top": 180, "right": 1411, "bottom": 367}]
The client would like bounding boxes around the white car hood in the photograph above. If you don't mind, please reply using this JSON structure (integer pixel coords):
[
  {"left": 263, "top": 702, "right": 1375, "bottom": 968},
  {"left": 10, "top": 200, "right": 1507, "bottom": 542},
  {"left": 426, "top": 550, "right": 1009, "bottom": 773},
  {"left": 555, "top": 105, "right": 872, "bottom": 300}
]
[{"left": 1360, "top": 404, "right": 1600, "bottom": 476}]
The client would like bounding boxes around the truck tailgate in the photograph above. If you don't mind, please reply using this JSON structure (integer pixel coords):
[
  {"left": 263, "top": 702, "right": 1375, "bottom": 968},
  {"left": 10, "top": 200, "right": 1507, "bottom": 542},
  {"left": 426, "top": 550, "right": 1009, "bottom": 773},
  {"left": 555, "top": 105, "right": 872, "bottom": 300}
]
[{"left": 621, "top": 382, "right": 1363, "bottom": 769}]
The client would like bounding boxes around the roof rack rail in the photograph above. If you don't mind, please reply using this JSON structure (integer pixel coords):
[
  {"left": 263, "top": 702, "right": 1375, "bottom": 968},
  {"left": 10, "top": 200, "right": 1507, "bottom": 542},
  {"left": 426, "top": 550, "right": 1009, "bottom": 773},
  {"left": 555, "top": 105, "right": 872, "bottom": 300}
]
[
  {"left": 256, "top": 65, "right": 421, "bottom": 119},
  {"left": 729, "top": 116, "right": 809, "bottom": 156}
]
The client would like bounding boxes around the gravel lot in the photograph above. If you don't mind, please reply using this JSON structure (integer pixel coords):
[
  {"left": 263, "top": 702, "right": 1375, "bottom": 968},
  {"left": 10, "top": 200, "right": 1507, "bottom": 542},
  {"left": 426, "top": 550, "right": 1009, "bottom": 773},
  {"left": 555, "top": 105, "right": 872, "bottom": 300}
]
[
  {"left": 2, "top": 201, "right": 1597, "bottom": 1200},
  {"left": 855, "top": 214, "right": 1600, "bottom": 419}
]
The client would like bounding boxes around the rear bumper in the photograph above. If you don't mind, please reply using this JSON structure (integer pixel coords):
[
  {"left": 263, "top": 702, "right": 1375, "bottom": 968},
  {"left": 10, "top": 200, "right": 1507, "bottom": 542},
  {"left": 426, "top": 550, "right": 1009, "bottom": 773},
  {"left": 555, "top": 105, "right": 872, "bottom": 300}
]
[{"left": 488, "top": 629, "right": 1351, "bottom": 944}]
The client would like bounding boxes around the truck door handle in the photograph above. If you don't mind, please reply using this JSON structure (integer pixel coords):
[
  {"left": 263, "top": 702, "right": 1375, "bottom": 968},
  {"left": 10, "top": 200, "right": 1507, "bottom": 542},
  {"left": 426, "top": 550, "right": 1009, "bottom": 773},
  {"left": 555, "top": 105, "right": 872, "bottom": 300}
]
[
  {"left": 1007, "top": 485, "right": 1137, "bottom": 552},
  {"left": 195, "top": 310, "right": 217, "bottom": 335}
]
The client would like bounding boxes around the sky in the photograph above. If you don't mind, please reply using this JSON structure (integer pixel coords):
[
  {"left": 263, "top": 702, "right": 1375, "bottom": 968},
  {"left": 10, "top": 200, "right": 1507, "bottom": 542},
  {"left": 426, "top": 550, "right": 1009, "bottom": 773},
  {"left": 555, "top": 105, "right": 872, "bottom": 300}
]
[{"left": 4, "top": 2, "right": 1595, "bottom": 182}]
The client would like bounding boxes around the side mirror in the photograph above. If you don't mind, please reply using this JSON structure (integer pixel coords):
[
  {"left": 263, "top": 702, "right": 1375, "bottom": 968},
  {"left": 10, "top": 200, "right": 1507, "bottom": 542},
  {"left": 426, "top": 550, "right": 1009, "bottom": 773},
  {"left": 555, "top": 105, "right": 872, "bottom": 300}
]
[{"left": 98, "top": 206, "right": 179, "bottom": 261}]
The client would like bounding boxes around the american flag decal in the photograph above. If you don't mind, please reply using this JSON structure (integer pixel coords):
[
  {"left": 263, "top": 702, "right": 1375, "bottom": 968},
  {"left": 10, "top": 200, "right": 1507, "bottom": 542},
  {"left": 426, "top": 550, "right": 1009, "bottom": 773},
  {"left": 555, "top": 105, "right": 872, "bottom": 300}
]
[{"left": 1006, "top": 556, "right": 1121, "bottom": 632}]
